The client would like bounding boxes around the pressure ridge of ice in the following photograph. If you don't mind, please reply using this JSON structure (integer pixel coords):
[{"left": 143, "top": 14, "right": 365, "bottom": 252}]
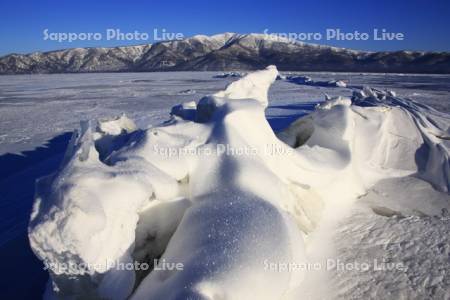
[{"left": 29, "top": 66, "right": 450, "bottom": 299}]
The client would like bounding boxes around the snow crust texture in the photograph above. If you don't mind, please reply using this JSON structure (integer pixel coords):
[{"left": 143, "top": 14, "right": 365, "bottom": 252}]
[{"left": 29, "top": 66, "right": 450, "bottom": 299}]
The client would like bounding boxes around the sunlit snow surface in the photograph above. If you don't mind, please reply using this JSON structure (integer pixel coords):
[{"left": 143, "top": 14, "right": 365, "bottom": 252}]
[
  {"left": 1, "top": 71, "right": 450, "bottom": 299},
  {"left": 1, "top": 72, "right": 450, "bottom": 155}
]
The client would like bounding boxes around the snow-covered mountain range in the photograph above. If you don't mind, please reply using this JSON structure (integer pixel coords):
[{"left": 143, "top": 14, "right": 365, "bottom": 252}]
[{"left": 1, "top": 33, "right": 450, "bottom": 74}]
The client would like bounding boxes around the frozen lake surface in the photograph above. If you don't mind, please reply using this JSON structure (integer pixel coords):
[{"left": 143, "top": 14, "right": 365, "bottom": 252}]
[
  {"left": 0, "top": 71, "right": 449, "bottom": 299},
  {"left": 1, "top": 72, "right": 450, "bottom": 155}
]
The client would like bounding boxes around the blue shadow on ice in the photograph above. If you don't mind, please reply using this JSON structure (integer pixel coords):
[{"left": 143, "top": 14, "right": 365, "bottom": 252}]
[
  {"left": 267, "top": 102, "right": 319, "bottom": 132},
  {"left": 0, "top": 132, "right": 73, "bottom": 299}
]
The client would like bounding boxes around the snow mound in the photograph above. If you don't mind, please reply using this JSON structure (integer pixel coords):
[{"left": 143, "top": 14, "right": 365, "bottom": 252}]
[
  {"left": 279, "top": 88, "right": 450, "bottom": 192},
  {"left": 96, "top": 114, "right": 137, "bottom": 136},
  {"left": 286, "top": 75, "right": 347, "bottom": 88},
  {"left": 29, "top": 66, "right": 450, "bottom": 299},
  {"left": 351, "top": 87, "right": 450, "bottom": 192},
  {"left": 213, "top": 71, "right": 245, "bottom": 78}
]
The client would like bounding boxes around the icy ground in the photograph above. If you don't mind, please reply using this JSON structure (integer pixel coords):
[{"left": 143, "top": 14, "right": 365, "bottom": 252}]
[
  {"left": 1, "top": 70, "right": 450, "bottom": 299},
  {"left": 1, "top": 72, "right": 450, "bottom": 155}
]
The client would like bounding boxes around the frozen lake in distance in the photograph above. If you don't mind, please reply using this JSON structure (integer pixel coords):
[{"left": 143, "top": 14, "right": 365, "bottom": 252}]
[{"left": 1, "top": 72, "right": 450, "bottom": 155}]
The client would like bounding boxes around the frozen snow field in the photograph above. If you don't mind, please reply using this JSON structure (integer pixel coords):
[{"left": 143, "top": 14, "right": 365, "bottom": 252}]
[
  {"left": 1, "top": 71, "right": 450, "bottom": 155},
  {"left": 1, "top": 70, "right": 450, "bottom": 299}
]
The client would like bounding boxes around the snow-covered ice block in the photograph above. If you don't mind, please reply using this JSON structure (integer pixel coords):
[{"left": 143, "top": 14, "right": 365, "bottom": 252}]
[{"left": 29, "top": 66, "right": 450, "bottom": 300}]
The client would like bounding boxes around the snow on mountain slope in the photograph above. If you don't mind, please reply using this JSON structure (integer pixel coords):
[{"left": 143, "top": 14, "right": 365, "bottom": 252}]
[
  {"left": 28, "top": 66, "right": 450, "bottom": 299},
  {"left": 2, "top": 33, "right": 450, "bottom": 74}
]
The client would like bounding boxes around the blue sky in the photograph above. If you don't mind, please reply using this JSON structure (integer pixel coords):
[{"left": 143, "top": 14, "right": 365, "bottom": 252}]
[{"left": 0, "top": 0, "right": 449, "bottom": 56}]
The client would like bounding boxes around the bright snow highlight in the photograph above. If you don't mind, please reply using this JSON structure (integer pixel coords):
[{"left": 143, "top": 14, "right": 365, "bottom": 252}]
[{"left": 29, "top": 66, "right": 450, "bottom": 299}]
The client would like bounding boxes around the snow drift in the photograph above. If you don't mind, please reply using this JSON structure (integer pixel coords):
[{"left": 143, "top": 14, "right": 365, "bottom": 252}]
[
  {"left": 29, "top": 66, "right": 450, "bottom": 299},
  {"left": 286, "top": 75, "right": 347, "bottom": 88}
]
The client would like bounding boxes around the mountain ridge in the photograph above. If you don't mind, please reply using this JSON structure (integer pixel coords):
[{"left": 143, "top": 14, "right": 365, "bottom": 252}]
[{"left": 1, "top": 33, "right": 450, "bottom": 74}]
